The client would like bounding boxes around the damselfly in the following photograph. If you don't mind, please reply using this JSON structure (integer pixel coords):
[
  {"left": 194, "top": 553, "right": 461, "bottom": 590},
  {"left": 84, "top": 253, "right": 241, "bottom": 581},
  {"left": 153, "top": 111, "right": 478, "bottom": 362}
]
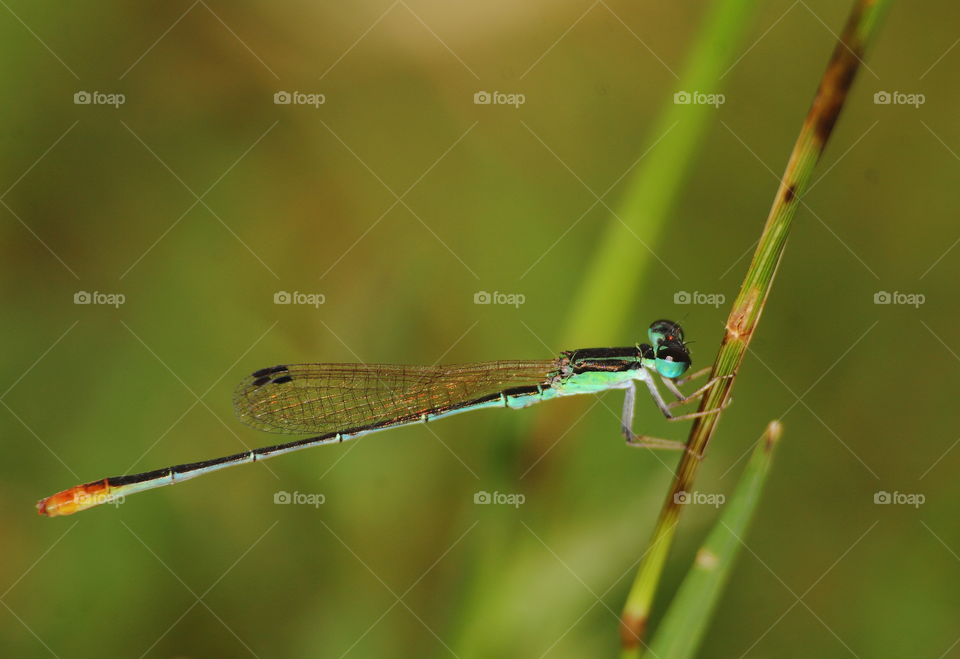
[{"left": 37, "top": 320, "right": 727, "bottom": 516}]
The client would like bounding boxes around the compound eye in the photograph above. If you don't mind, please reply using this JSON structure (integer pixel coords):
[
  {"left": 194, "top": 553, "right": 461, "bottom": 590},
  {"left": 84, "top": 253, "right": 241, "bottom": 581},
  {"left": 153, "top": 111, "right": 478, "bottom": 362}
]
[{"left": 648, "top": 319, "right": 684, "bottom": 346}]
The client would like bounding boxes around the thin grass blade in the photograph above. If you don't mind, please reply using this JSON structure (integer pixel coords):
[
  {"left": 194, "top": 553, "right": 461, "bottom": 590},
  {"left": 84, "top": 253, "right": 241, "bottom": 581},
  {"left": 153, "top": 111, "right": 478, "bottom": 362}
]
[{"left": 647, "top": 420, "right": 783, "bottom": 659}]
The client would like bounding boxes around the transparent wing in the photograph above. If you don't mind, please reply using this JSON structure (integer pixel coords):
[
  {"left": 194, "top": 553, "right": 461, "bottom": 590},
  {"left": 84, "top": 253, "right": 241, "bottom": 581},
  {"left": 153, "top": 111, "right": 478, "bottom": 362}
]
[{"left": 233, "top": 360, "right": 561, "bottom": 435}]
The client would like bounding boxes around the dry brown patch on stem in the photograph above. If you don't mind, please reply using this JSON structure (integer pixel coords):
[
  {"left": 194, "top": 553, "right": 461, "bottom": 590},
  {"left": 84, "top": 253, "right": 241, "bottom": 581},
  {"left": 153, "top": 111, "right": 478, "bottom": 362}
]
[{"left": 726, "top": 287, "right": 761, "bottom": 341}]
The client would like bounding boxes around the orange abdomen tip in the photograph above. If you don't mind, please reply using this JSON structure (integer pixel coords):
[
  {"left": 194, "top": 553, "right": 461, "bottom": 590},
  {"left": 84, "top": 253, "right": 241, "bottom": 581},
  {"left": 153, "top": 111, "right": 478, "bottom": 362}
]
[{"left": 37, "top": 480, "right": 112, "bottom": 517}]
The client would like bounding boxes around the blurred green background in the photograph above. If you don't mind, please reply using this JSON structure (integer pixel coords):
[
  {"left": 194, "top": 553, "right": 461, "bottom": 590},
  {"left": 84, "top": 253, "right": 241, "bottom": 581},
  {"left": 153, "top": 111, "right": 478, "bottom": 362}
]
[{"left": 3, "top": 1, "right": 958, "bottom": 657}]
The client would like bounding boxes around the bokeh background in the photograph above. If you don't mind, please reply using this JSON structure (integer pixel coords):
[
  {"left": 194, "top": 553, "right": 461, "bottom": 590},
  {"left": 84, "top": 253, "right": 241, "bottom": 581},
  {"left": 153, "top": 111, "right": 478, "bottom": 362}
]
[{"left": 2, "top": 1, "right": 958, "bottom": 657}]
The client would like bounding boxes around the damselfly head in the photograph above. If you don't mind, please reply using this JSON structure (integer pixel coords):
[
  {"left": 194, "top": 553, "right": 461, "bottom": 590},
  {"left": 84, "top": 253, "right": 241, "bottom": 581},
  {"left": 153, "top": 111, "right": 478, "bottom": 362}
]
[
  {"left": 647, "top": 320, "right": 690, "bottom": 378},
  {"left": 648, "top": 319, "right": 684, "bottom": 347}
]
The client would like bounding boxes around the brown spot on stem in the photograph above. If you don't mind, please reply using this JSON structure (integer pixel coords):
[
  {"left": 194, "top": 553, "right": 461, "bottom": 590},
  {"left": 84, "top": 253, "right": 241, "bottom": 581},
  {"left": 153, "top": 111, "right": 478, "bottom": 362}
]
[
  {"left": 784, "top": 184, "right": 797, "bottom": 203},
  {"left": 619, "top": 613, "right": 647, "bottom": 650},
  {"left": 726, "top": 287, "right": 761, "bottom": 341}
]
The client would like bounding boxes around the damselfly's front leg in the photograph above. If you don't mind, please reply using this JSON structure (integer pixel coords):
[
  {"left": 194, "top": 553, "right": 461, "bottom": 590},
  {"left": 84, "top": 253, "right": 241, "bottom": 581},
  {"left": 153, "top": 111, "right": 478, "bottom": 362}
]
[
  {"left": 663, "top": 373, "right": 734, "bottom": 409},
  {"left": 621, "top": 382, "right": 686, "bottom": 450},
  {"left": 643, "top": 374, "right": 730, "bottom": 421},
  {"left": 672, "top": 366, "right": 712, "bottom": 389}
]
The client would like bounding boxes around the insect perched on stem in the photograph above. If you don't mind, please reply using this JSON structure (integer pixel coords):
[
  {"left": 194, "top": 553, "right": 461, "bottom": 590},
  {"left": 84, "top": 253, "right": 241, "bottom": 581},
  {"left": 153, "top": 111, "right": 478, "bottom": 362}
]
[{"left": 37, "top": 319, "right": 728, "bottom": 517}]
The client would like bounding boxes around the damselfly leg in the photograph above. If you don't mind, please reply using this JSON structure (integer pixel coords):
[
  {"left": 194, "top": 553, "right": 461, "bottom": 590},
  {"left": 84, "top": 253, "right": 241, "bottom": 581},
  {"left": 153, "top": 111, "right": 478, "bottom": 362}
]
[
  {"left": 621, "top": 369, "right": 731, "bottom": 451},
  {"left": 672, "top": 366, "right": 712, "bottom": 388},
  {"left": 620, "top": 382, "right": 686, "bottom": 450},
  {"left": 663, "top": 373, "right": 734, "bottom": 409}
]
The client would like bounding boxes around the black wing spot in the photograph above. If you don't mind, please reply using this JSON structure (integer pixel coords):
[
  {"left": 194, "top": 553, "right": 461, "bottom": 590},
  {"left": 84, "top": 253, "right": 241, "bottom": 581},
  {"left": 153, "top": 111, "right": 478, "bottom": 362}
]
[
  {"left": 251, "top": 365, "right": 289, "bottom": 378},
  {"left": 271, "top": 375, "right": 293, "bottom": 385},
  {"left": 252, "top": 376, "right": 271, "bottom": 387}
]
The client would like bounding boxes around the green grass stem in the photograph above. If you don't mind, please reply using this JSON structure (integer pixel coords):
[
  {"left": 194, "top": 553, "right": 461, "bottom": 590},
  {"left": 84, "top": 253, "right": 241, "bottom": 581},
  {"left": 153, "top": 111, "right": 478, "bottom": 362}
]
[
  {"left": 619, "top": 1, "right": 892, "bottom": 655},
  {"left": 646, "top": 421, "right": 783, "bottom": 659}
]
